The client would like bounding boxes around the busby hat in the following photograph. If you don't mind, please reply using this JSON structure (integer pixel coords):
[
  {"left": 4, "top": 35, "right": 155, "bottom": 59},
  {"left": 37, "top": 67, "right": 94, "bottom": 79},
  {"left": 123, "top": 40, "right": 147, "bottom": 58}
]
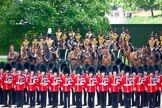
[
  {"left": 148, "top": 65, "right": 155, "bottom": 74},
  {"left": 30, "top": 64, "right": 35, "bottom": 73},
  {"left": 131, "top": 66, "right": 137, "bottom": 74},
  {"left": 76, "top": 66, "right": 82, "bottom": 75},
  {"left": 39, "top": 63, "right": 47, "bottom": 72},
  {"left": 69, "top": 26, "right": 73, "bottom": 31},
  {"left": 35, "top": 63, "right": 40, "bottom": 71},
  {"left": 60, "top": 63, "right": 67, "bottom": 72},
  {"left": 137, "top": 66, "right": 144, "bottom": 74},
  {"left": 105, "top": 36, "right": 110, "bottom": 40},
  {"left": 77, "top": 28, "right": 80, "bottom": 33},
  {"left": 154, "top": 64, "right": 160, "bottom": 72},
  {"left": 112, "top": 65, "right": 119, "bottom": 73},
  {"left": 107, "top": 65, "right": 112, "bottom": 73},
  {"left": 0, "top": 62, "right": 5, "bottom": 69},
  {"left": 16, "top": 63, "right": 23, "bottom": 71},
  {"left": 143, "top": 64, "right": 148, "bottom": 72},
  {"left": 52, "top": 66, "right": 59, "bottom": 74},
  {"left": 33, "top": 34, "right": 37, "bottom": 39},
  {"left": 115, "top": 58, "right": 122, "bottom": 65},
  {"left": 88, "top": 66, "right": 95, "bottom": 74},
  {"left": 24, "top": 62, "right": 30, "bottom": 70},
  {"left": 119, "top": 63, "right": 125, "bottom": 71},
  {"left": 24, "top": 34, "right": 28, "bottom": 39},
  {"left": 11, "top": 61, "right": 17, "bottom": 68},
  {"left": 47, "top": 62, "right": 54, "bottom": 71},
  {"left": 4, "top": 63, "right": 11, "bottom": 72},
  {"left": 63, "top": 66, "right": 70, "bottom": 74},
  {"left": 124, "top": 65, "right": 131, "bottom": 74},
  {"left": 99, "top": 65, "right": 107, "bottom": 73}
]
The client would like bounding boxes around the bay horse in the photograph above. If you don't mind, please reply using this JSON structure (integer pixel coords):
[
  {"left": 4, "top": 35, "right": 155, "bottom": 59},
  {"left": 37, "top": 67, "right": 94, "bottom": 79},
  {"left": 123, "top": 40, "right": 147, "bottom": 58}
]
[
  {"left": 20, "top": 45, "right": 29, "bottom": 64},
  {"left": 34, "top": 46, "right": 43, "bottom": 64},
  {"left": 101, "top": 48, "right": 112, "bottom": 66},
  {"left": 129, "top": 51, "right": 143, "bottom": 66},
  {"left": 81, "top": 46, "right": 93, "bottom": 66},
  {"left": 7, "top": 44, "right": 19, "bottom": 64}
]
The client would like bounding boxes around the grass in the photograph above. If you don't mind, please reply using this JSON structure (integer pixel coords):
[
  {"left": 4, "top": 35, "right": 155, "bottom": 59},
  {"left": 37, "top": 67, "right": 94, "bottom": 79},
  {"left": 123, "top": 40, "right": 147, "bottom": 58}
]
[{"left": 0, "top": 58, "right": 7, "bottom": 63}]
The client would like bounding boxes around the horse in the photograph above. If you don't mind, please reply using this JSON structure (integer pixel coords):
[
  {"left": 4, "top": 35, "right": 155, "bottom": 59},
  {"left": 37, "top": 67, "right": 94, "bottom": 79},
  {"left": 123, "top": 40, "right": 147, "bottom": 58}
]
[
  {"left": 33, "top": 46, "right": 43, "bottom": 64},
  {"left": 129, "top": 51, "right": 143, "bottom": 66},
  {"left": 19, "top": 45, "right": 29, "bottom": 64},
  {"left": 91, "top": 45, "right": 99, "bottom": 66},
  {"left": 101, "top": 48, "right": 112, "bottom": 66},
  {"left": 7, "top": 44, "right": 19, "bottom": 64},
  {"left": 81, "top": 46, "right": 93, "bottom": 66}
]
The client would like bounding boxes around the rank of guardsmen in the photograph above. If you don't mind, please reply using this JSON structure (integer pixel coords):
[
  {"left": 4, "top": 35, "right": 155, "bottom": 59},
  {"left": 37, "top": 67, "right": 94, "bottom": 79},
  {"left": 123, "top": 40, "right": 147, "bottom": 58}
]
[{"left": 3, "top": 26, "right": 162, "bottom": 108}]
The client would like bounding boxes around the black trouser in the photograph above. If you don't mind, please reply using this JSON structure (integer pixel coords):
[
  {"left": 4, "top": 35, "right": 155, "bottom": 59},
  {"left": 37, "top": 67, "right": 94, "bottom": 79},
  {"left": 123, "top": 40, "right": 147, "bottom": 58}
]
[
  {"left": 24, "top": 88, "right": 29, "bottom": 104},
  {"left": 72, "top": 88, "right": 76, "bottom": 105},
  {"left": 88, "top": 92, "right": 95, "bottom": 108},
  {"left": 144, "top": 90, "right": 148, "bottom": 106},
  {"left": 119, "top": 89, "right": 124, "bottom": 105},
  {"left": 100, "top": 91, "right": 107, "bottom": 108},
  {"left": 96, "top": 90, "right": 100, "bottom": 105},
  {"left": 3, "top": 89, "right": 12, "bottom": 106},
  {"left": 148, "top": 92, "right": 156, "bottom": 108},
  {"left": 12, "top": 88, "right": 16, "bottom": 104},
  {"left": 36, "top": 89, "right": 40, "bottom": 105},
  {"left": 16, "top": 90, "right": 24, "bottom": 107},
  {"left": 40, "top": 91, "right": 47, "bottom": 108},
  {"left": 75, "top": 92, "right": 82, "bottom": 108},
  {"left": 83, "top": 88, "right": 87, "bottom": 105},
  {"left": 132, "top": 90, "right": 136, "bottom": 106},
  {"left": 48, "top": 89, "right": 52, "bottom": 105},
  {"left": 136, "top": 91, "right": 145, "bottom": 107},
  {"left": 29, "top": 91, "right": 35, "bottom": 107},
  {"left": 108, "top": 90, "right": 112, "bottom": 106},
  {"left": 59, "top": 88, "right": 63, "bottom": 105},
  {"left": 64, "top": 92, "right": 70, "bottom": 108},
  {"left": 155, "top": 90, "right": 160, "bottom": 107},
  {"left": 111, "top": 92, "right": 118, "bottom": 108},
  {"left": 124, "top": 92, "right": 132, "bottom": 108},
  {"left": 0, "top": 88, "right": 3, "bottom": 104},
  {"left": 51, "top": 91, "right": 58, "bottom": 107}
]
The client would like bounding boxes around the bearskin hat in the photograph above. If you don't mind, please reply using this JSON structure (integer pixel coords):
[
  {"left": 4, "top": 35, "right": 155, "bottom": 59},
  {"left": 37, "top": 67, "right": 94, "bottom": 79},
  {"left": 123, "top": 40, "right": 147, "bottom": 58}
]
[
  {"left": 0, "top": 62, "right": 5, "bottom": 69},
  {"left": 143, "top": 64, "right": 148, "bottom": 72},
  {"left": 47, "top": 62, "right": 54, "bottom": 71},
  {"left": 16, "top": 63, "right": 23, "bottom": 71},
  {"left": 99, "top": 65, "right": 107, "bottom": 73},
  {"left": 115, "top": 58, "right": 122, "bottom": 65},
  {"left": 131, "top": 66, "right": 137, "bottom": 74},
  {"left": 35, "top": 63, "right": 40, "bottom": 71},
  {"left": 4, "top": 63, "right": 11, "bottom": 72},
  {"left": 60, "top": 63, "right": 67, "bottom": 72},
  {"left": 24, "top": 62, "right": 30, "bottom": 70},
  {"left": 124, "top": 65, "right": 131, "bottom": 74},
  {"left": 88, "top": 66, "right": 95, "bottom": 74},
  {"left": 107, "top": 65, "right": 112, "bottom": 73},
  {"left": 72, "top": 64, "right": 79, "bottom": 71},
  {"left": 96, "top": 63, "right": 101, "bottom": 72},
  {"left": 76, "top": 66, "right": 82, "bottom": 75},
  {"left": 39, "top": 63, "right": 47, "bottom": 72},
  {"left": 82, "top": 64, "right": 90, "bottom": 72},
  {"left": 148, "top": 65, "right": 155, "bottom": 74},
  {"left": 11, "top": 61, "right": 17, "bottom": 68},
  {"left": 137, "top": 66, "right": 144, "bottom": 74},
  {"left": 63, "top": 66, "right": 70, "bottom": 74},
  {"left": 30, "top": 64, "right": 35, "bottom": 73},
  {"left": 119, "top": 63, "right": 125, "bottom": 71},
  {"left": 154, "top": 64, "right": 160, "bottom": 72},
  {"left": 112, "top": 65, "right": 119, "bottom": 74},
  {"left": 52, "top": 66, "right": 59, "bottom": 74}
]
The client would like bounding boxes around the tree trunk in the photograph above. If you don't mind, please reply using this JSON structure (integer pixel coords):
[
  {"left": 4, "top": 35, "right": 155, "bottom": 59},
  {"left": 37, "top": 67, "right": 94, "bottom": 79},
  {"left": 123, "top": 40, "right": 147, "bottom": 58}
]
[{"left": 151, "top": 8, "right": 154, "bottom": 17}]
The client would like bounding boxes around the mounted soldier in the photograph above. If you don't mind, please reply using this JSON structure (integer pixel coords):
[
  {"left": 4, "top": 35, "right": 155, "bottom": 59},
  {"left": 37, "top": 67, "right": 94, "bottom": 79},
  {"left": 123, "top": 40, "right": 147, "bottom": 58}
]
[
  {"left": 98, "top": 30, "right": 105, "bottom": 48},
  {"left": 74, "top": 28, "right": 82, "bottom": 45},
  {"left": 38, "top": 33, "right": 45, "bottom": 54},
  {"left": 32, "top": 34, "right": 39, "bottom": 47},
  {"left": 67, "top": 26, "right": 76, "bottom": 47},
  {"left": 111, "top": 28, "right": 119, "bottom": 43},
  {"left": 148, "top": 32, "right": 155, "bottom": 50},
  {"left": 86, "top": 26, "right": 93, "bottom": 40},
  {"left": 23, "top": 34, "right": 30, "bottom": 49}
]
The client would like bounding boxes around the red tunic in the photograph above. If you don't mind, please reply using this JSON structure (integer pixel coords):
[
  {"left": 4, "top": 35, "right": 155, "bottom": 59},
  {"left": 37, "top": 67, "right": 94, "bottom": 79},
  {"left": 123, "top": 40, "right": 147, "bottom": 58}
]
[
  {"left": 73, "top": 76, "right": 84, "bottom": 92},
  {"left": 121, "top": 76, "right": 133, "bottom": 93},
  {"left": 0, "top": 72, "right": 3, "bottom": 88},
  {"left": 27, "top": 75, "right": 37, "bottom": 91},
  {"left": 145, "top": 76, "right": 157, "bottom": 93},
  {"left": 110, "top": 76, "right": 120, "bottom": 92},
  {"left": 61, "top": 75, "right": 71, "bottom": 92},
  {"left": 85, "top": 76, "right": 96, "bottom": 93},
  {"left": 134, "top": 75, "right": 145, "bottom": 92},
  {"left": 2, "top": 73, "right": 13, "bottom": 90},
  {"left": 97, "top": 76, "right": 108, "bottom": 92},
  {"left": 14, "top": 74, "right": 26, "bottom": 91},
  {"left": 37, "top": 75, "right": 49, "bottom": 91},
  {"left": 49, "top": 76, "right": 60, "bottom": 92}
]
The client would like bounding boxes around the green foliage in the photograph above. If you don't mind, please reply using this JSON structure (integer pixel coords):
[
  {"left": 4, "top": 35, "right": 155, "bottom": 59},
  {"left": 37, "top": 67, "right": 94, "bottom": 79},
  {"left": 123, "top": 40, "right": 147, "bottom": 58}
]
[{"left": 0, "top": 0, "right": 110, "bottom": 54}]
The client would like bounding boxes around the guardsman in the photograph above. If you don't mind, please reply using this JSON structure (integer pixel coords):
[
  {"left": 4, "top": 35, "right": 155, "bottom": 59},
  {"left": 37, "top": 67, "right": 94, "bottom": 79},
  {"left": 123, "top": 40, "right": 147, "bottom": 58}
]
[
  {"left": 111, "top": 28, "right": 118, "bottom": 42},
  {"left": 10, "top": 61, "right": 17, "bottom": 105},
  {"left": 98, "top": 33, "right": 105, "bottom": 47},
  {"left": 74, "top": 66, "right": 84, "bottom": 108},
  {"left": 107, "top": 65, "right": 112, "bottom": 106},
  {"left": 23, "top": 62, "right": 30, "bottom": 105},
  {"left": 135, "top": 66, "right": 145, "bottom": 108},
  {"left": 49, "top": 66, "right": 60, "bottom": 108},
  {"left": 131, "top": 66, "right": 137, "bottom": 106},
  {"left": 82, "top": 64, "right": 90, "bottom": 106},
  {"left": 110, "top": 65, "right": 120, "bottom": 108},
  {"left": 27, "top": 64, "right": 37, "bottom": 107},
  {"left": 23, "top": 34, "right": 30, "bottom": 49},
  {"left": 2, "top": 63, "right": 12, "bottom": 107},
  {"left": 61, "top": 66, "right": 71, "bottom": 108},
  {"left": 68, "top": 26, "right": 76, "bottom": 46},
  {"left": 74, "top": 28, "right": 82, "bottom": 45},
  {"left": 119, "top": 27, "right": 126, "bottom": 42},
  {"left": 46, "top": 35, "right": 55, "bottom": 50},
  {"left": 91, "top": 35, "right": 98, "bottom": 49},
  {"left": 119, "top": 63, "right": 125, "bottom": 106},
  {"left": 0, "top": 62, "right": 5, "bottom": 105},
  {"left": 55, "top": 26, "right": 62, "bottom": 42},
  {"left": 85, "top": 66, "right": 96, "bottom": 108},
  {"left": 46, "top": 62, "right": 54, "bottom": 105},
  {"left": 148, "top": 32, "right": 155, "bottom": 50},
  {"left": 160, "top": 31, "right": 162, "bottom": 45},
  {"left": 14, "top": 63, "right": 25, "bottom": 107},
  {"left": 83, "top": 35, "right": 90, "bottom": 48},
  {"left": 86, "top": 27, "right": 93, "bottom": 40},
  {"left": 125, "top": 29, "right": 131, "bottom": 44},
  {"left": 61, "top": 29, "right": 69, "bottom": 49},
  {"left": 121, "top": 65, "right": 132, "bottom": 108},
  {"left": 39, "top": 33, "right": 45, "bottom": 51},
  {"left": 154, "top": 33, "right": 160, "bottom": 49},
  {"left": 154, "top": 64, "right": 160, "bottom": 107},
  {"left": 32, "top": 34, "right": 39, "bottom": 47},
  {"left": 98, "top": 65, "right": 108, "bottom": 108},
  {"left": 104, "top": 36, "right": 112, "bottom": 50},
  {"left": 145, "top": 65, "right": 157, "bottom": 108},
  {"left": 38, "top": 63, "right": 49, "bottom": 108}
]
